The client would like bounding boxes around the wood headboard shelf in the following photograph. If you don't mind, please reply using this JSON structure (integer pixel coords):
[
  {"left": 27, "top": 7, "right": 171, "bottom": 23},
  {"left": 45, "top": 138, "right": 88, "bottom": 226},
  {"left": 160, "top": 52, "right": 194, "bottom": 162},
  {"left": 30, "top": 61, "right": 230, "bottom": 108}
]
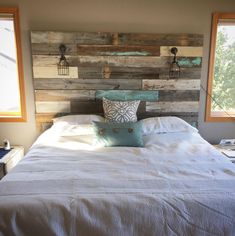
[{"left": 31, "top": 31, "right": 203, "bottom": 133}]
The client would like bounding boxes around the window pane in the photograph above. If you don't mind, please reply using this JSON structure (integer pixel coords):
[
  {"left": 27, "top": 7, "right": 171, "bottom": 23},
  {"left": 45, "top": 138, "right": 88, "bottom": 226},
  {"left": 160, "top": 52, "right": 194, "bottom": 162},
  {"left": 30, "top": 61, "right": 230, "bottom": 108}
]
[
  {"left": 0, "top": 17, "right": 21, "bottom": 117},
  {"left": 212, "top": 20, "right": 235, "bottom": 115}
]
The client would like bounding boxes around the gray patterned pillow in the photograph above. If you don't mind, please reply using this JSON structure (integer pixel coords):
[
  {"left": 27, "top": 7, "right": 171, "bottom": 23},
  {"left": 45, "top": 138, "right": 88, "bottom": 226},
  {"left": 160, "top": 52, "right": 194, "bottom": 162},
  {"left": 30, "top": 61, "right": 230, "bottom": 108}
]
[{"left": 103, "top": 98, "right": 140, "bottom": 123}]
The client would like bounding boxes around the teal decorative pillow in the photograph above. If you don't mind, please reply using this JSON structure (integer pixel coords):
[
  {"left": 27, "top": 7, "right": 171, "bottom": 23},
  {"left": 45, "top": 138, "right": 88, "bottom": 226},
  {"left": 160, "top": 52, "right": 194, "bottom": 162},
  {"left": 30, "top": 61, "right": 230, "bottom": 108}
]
[{"left": 92, "top": 121, "right": 144, "bottom": 147}]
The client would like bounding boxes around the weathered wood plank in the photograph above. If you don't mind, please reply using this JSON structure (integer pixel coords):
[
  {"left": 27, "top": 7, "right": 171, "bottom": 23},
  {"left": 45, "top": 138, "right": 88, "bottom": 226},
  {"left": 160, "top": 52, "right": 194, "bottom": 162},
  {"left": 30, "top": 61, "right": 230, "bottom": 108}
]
[
  {"left": 33, "top": 66, "right": 78, "bottom": 79},
  {"left": 36, "top": 113, "right": 66, "bottom": 123},
  {"left": 146, "top": 101, "right": 199, "bottom": 113},
  {"left": 34, "top": 78, "right": 142, "bottom": 90},
  {"left": 71, "top": 100, "right": 146, "bottom": 114},
  {"left": 143, "top": 79, "right": 200, "bottom": 90},
  {"left": 158, "top": 67, "right": 202, "bottom": 79},
  {"left": 31, "top": 43, "right": 77, "bottom": 55},
  {"left": 77, "top": 45, "right": 160, "bottom": 56},
  {"left": 160, "top": 46, "right": 203, "bottom": 57},
  {"left": 118, "top": 33, "right": 203, "bottom": 46},
  {"left": 32, "top": 55, "right": 78, "bottom": 67},
  {"left": 33, "top": 55, "right": 201, "bottom": 68},
  {"left": 95, "top": 90, "right": 159, "bottom": 101},
  {"left": 31, "top": 31, "right": 113, "bottom": 44},
  {"left": 32, "top": 55, "right": 168, "bottom": 67},
  {"left": 71, "top": 100, "right": 103, "bottom": 114},
  {"left": 31, "top": 32, "right": 203, "bottom": 46},
  {"left": 76, "top": 66, "right": 201, "bottom": 80},
  {"left": 138, "top": 112, "right": 198, "bottom": 118},
  {"left": 77, "top": 66, "right": 160, "bottom": 80},
  {"left": 36, "top": 101, "right": 71, "bottom": 113},
  {"left": 35, "top": 90, "right": 95, "bottom": 101},
  {"left": 78, "top": 56, "right": 168, "bottom": 68},
  {"left": 159, "top": 90, "right": 200, "bottom": 101}
]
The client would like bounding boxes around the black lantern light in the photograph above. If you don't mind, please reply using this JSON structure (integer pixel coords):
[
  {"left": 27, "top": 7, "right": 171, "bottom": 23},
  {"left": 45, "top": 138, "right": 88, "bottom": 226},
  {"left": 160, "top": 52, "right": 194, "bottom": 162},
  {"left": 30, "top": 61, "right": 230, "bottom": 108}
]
[
  {"left": 57, "top": 44, "right": 69, "bottom": 75},
  {"left": 169, "top": 47, "right": 180, "bottom": 79}
]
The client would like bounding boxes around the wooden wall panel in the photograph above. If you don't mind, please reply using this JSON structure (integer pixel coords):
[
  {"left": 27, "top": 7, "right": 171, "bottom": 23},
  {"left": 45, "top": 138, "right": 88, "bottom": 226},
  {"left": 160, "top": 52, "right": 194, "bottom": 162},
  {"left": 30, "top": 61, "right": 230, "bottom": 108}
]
[{"left": 31, "top": 31, "right": 203, "bottom": 132}]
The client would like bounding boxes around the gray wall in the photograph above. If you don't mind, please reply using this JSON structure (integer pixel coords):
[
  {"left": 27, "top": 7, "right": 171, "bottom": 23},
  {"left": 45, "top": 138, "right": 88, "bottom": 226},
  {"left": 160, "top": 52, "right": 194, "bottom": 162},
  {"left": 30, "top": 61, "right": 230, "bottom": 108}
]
[{"left": 0, "top": 0, "right": 235, "bottom": 151}]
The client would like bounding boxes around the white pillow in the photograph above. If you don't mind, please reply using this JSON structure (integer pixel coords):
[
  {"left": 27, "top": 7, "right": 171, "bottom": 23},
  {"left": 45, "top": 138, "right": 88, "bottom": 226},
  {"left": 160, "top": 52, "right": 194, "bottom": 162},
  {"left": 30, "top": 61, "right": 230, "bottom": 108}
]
[
  {"left": 60, "top": 124, "right": 95, "bottom": 136},
  {"left": 53, "top": 114, "right": 104, "bottom": 125},
  {"left": 142, "top": 116, "right": 198, "bottom": 135}
]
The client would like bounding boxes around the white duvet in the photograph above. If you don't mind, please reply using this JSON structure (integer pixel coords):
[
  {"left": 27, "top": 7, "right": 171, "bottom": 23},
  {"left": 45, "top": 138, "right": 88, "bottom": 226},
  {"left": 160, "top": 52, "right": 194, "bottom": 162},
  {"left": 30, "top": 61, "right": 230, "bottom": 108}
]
[{"left": 1, "top": 124, "right": 235, "bottom": 236}]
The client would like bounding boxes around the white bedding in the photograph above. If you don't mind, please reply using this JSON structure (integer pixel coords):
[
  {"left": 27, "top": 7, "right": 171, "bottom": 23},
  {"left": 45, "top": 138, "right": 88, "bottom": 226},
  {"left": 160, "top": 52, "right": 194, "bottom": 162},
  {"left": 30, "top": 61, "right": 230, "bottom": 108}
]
[{"left": 1, "top": 124, "right": 235, "bottom": 236}]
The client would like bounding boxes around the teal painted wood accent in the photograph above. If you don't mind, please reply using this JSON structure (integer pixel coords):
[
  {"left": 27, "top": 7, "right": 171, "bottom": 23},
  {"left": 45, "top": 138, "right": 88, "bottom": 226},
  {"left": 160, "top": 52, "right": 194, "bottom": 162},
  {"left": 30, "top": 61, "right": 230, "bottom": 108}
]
[
  {"left": 95, "top": 90, "right": 159, "bottom": 101},
  {"left": 178, "top": 57, "right": 202, "bottom": 67}
]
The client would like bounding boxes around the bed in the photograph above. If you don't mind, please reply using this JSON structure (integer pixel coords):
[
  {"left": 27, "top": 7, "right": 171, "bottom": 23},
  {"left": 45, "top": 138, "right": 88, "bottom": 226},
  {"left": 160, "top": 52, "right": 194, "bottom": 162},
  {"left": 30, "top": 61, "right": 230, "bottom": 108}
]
[{"left": 0, "top": 115, "right": 235, "bottom": 236}]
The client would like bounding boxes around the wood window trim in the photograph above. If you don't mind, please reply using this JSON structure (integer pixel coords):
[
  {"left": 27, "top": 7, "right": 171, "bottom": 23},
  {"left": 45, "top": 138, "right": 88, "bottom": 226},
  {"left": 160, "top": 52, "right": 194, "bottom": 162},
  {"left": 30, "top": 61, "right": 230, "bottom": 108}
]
[
  {"left": 206, "top": 12, "right": 235, "bottom": 122},
  {"left": 0, "top": 7, "right": 26, "bottom": 122}
]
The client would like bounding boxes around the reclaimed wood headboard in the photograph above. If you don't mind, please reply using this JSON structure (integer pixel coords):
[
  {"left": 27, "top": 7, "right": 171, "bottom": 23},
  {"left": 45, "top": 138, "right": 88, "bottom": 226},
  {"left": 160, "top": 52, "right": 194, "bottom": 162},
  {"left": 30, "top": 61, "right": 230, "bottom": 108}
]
[{"left": 31, "top": 31, "right": 203, "bottom": 133}]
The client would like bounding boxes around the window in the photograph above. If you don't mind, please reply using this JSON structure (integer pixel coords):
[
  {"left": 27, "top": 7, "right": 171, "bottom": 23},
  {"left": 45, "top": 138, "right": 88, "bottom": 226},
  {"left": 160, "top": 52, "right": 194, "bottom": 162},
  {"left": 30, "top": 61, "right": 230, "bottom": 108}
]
[
  {"left": 206, "top": 13, "right": 235, "bottom": 122},
  {"left": 0, "top": 7, "right": 26, "bottom": 122}
]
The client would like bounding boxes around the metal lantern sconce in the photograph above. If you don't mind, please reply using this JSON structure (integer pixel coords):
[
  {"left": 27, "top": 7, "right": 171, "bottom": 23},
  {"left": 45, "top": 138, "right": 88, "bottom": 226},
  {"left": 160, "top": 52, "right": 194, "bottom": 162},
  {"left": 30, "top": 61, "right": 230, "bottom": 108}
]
[
  {"left": 57, "top": 44, "right": 69, "bottom": 76},
  {"left": 169, "top": 47, "right": 180, "bottom": 79}
]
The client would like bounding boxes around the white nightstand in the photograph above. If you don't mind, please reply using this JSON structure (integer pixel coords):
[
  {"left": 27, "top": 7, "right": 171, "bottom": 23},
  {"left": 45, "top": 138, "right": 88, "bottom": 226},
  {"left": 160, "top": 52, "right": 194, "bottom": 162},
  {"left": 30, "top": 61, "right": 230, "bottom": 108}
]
[
  {"left": 0, "top": 146, "right": 24, "bottom": 179},
  {"left": 213, "top": 145, "right": 235, "bottom": 163}
]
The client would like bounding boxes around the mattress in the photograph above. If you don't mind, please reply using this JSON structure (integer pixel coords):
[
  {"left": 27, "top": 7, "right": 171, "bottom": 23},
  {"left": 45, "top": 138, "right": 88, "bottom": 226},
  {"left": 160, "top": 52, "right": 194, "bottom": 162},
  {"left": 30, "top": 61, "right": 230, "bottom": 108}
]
[{"left": 0, "top": 123, "right": 235, "bottom": 236}]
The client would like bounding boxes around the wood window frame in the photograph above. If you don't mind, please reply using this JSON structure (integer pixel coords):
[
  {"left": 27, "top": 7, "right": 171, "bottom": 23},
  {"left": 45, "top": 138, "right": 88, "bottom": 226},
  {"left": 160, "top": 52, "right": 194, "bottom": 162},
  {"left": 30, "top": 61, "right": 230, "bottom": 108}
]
[
  {"left": 206, "top": 12, "right": 235, "bottom": 122},
  {"left": 0, "top": 7, "right": 26, "bottom": 122}
]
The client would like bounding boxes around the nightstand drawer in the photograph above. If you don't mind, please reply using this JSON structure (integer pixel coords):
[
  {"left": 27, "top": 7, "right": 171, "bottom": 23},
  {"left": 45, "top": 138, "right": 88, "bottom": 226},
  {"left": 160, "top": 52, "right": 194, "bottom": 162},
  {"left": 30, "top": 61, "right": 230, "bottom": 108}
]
[{"left": 0, "top": 146, "right": 24, "bottom": 179}]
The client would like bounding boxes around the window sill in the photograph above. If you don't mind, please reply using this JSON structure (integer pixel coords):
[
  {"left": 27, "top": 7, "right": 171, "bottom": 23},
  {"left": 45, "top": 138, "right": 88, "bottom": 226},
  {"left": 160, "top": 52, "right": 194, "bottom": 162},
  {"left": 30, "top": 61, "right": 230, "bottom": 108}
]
[{"left": 206, "top": 111, "right": 235, "bottom": 122}]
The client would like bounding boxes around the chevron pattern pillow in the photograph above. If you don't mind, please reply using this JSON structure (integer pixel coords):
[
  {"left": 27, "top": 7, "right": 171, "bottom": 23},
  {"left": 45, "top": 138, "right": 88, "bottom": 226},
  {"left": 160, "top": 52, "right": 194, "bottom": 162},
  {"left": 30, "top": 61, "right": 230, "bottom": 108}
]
[{"left": 103, "top": 98, "right": 140, "bottom": 123}]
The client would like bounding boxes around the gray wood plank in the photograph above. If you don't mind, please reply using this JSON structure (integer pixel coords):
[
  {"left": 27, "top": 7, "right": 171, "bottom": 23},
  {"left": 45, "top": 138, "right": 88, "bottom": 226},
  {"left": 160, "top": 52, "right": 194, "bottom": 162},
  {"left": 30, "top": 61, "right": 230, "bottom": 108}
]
[
  {"left": 71, "top": 100, "right": 146, "bottom": 114},
  {"left": 35, "top": 90, "right": 95, "bottom": 101},
  {"left": 36, "top": 101, "right": 71, "bottom": 113},
  {"left": 160, "top": 46, "right": 203, "bottom": 57},
  {"left": 77, "top": 56, "right": 168, "bottom": 68},
  {"left": 75, "top": 66, "right": 160, "bottom": 80},
  {"left": 32, "top": 55, "right": 168, "bottom": 67},
  {"left": 118, "top": 33, "right": 203, "bottom": 46},
  {"left": 34, "top": 78, "right": 142, "bottom": 90},
  {"left": 33, "top": 55, "right": 201, "bottom": 68},
  {"left": 33, "top": 66, "right": 78, "bottom": 79},
  {"left": 32, "top": 55, "right": 78, "bottom": 67},
  {"left": 77, "top": 45, "right": 160, "bottom": 56},
  {"left": 143, "top": 79, "right": 200, "bottom": 90},
  {"left": 146, "top": 101, "right": 199, "bottom": 112},
  {"left": 158, "top": 67, "right": 202, "bottom": 79},
  {"left": 31, "top": 31, "right": 113, "bottom": 44},
  {"left": 31, "top": 43, "right": 77, "bottom": 55},
  {"left": 159, "top": 90, "right": 200, "bottom": 101},
  {"left": 76, "top": 67, "right": 201, "bottom": 80}
]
